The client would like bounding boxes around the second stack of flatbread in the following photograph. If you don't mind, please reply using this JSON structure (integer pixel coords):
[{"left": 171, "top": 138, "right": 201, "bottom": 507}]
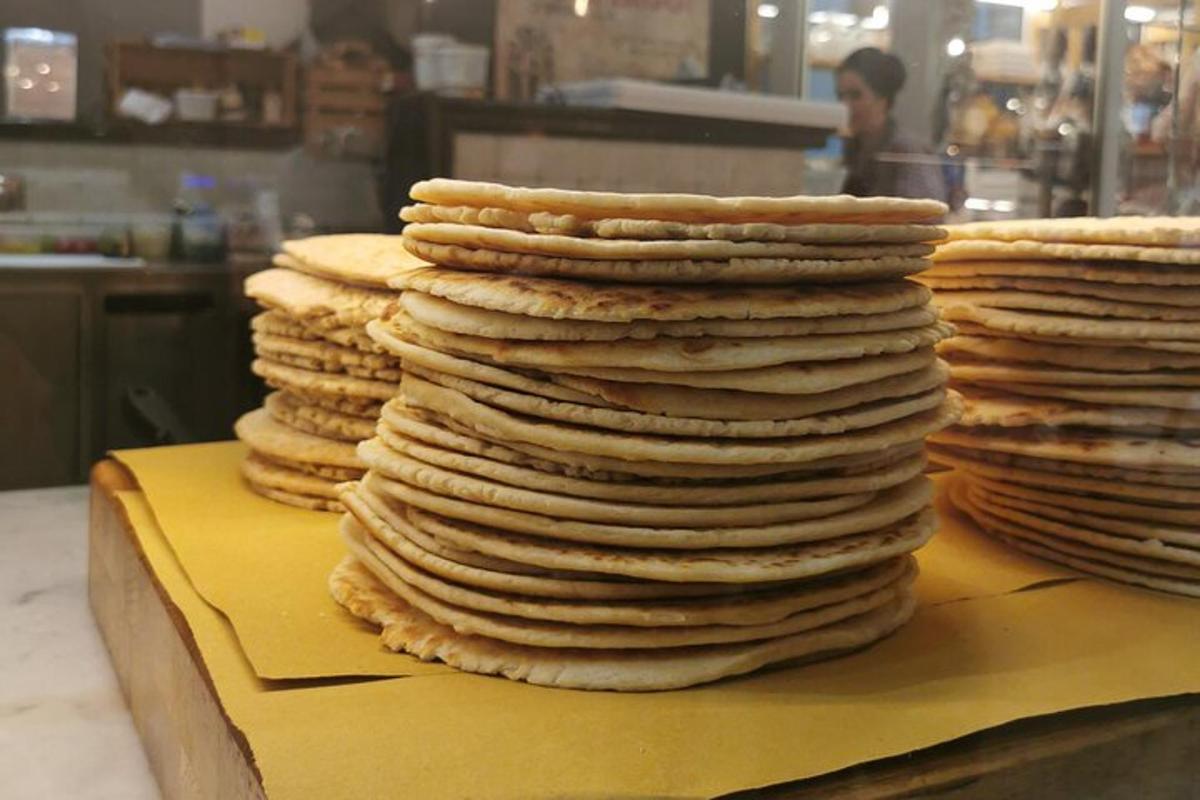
[
  {"left": 330, "top": 179, "right": 961, "bottom": 690},
  {"left": 234, "top": 234, "right": 425, "bottom": 511},
  {"left": 924, "top": 217, "right": 1200, "bottom": 597}
]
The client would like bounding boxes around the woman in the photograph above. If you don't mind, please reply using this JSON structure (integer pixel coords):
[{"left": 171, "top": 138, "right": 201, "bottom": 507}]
[{"left": 837, "top": 47, "right": 948, "bottom": 202}]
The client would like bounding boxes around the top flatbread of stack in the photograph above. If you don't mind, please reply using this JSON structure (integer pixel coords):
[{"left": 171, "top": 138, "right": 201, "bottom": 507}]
[
  {"left": 409, "top": 179, "right": 948, "bottom": 224},
  {"left": 942, "top": 216, "right": 1200, "bottom": 247},
  {"left": 278, "top": 233, "right": 430, "bottom": 288}
]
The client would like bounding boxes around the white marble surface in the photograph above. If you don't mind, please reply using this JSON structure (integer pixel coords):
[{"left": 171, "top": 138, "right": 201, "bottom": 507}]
[{"left": 0, "top": 485, "right": 159, "bottom": 799}]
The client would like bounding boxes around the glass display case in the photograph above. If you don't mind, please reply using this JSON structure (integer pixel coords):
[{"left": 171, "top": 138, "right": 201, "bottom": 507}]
[{"left": 751, "top": 0, "right": 1198, "bottom": 219}]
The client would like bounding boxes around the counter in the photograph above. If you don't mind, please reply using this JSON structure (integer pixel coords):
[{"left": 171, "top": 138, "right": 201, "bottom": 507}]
[
  {"left": 0, "top": 484, "right": 157, "bottom": 798},
  {"left": 0, "top": 257, "right": 265, "bottom": 490}
]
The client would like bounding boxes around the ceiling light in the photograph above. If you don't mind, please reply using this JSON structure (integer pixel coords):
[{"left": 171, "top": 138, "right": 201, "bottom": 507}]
[
  {"left": 574, "top": 0, "right": 589, "bottom": 16},
  {"left": 946, "top": 37, "right": 966, "bottom": 57},
  {"left": 758, "top": 3, "right": 780, "bottom": 19},
  {"left": 1125, "top": 5, "right": 1156, "bottom": 23}
]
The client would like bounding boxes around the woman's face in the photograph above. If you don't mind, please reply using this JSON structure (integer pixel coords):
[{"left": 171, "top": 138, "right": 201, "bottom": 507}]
[{"left": 836, "top": 70, "right": 890, "bottom": 138}]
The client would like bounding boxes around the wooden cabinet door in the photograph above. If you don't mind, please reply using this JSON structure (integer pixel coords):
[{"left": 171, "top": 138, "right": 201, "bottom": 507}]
[{"left": 0, "top": 287, "right": 83, "bottom": 488}]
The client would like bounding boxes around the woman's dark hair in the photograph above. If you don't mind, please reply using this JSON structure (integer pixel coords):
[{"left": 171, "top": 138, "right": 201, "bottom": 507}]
[{"left": 837, "top": 47, "right": 907, "bottom": 106}]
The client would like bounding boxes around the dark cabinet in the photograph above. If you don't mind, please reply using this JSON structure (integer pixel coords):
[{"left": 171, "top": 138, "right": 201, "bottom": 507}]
[
  {"left": 0, "top": 285, "right": 83, "bottom": 488},
  {"left": 0, "top": 263, "right": 263, "bottom": 489}
]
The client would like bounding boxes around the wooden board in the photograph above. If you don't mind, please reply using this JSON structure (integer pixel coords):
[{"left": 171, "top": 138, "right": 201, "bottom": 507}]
[{"left": 87, "top": 459, "right": 1200, "bottom": 799}]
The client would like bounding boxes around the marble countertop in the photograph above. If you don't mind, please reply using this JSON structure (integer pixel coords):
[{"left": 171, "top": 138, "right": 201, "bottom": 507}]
[{"left": 0, "top": 485, "right": 158, "bottom": 799}]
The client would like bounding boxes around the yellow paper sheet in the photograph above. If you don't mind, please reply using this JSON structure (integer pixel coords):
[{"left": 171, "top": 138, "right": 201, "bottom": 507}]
[
  {"left": 114, "top": 441, "right": 1072, "bottom": 681},
  {"left": 113, "top": 442, "right": 453, "bottom": 679},
  {"left": 115, "top": 488, "right": 1200, "bottom": 800}
]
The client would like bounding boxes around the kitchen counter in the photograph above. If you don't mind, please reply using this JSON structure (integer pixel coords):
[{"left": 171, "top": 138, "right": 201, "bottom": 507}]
[{"left": 0, "top": 485, "right": 158, "bottom": 799}]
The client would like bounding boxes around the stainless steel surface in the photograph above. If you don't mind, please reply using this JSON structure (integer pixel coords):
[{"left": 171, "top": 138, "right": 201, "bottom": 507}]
[
  {"left": 1092, "top": 0, "right": 1127, "bottom": 217},
  {"left": 0, "top": 254, "right": 144, "bottom": 268}
]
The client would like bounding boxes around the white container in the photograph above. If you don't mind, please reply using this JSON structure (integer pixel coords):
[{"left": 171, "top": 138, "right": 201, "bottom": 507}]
[
  {"left": 412, "top": 34, "right": 455, "bottom": 91},
  {"left": 174, "top": 89, "right": 219, "bottom": 122},
  {"left": 435, "top": 43, "right": 489, "bottom": 97}
]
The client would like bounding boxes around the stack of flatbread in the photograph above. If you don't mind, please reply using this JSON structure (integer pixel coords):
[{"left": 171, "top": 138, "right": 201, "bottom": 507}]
[
  {"left": 234, "top": 234, "right": 426, "bottom": 511},
  {"left": 329, "top": 179, "right": 960, "bottom": 691},
  {"left": 924, "top": 217, "right": 1200, "bottom": 598}
]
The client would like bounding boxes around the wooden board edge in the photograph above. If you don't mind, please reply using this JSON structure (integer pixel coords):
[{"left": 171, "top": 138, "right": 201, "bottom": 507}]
[{"left": 88, "top": 459, "right": 267, "bottom": 800}]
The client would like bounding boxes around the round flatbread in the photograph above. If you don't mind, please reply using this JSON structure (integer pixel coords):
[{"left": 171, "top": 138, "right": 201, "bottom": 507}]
[
  {"left": 408, "top": 363, "right": 947, "bottom": 438},
  {"left": 240, "top": 450, "right": 340, "bottom": 499},
  {"left": 410, "top": 178, "right": 947, "bottom": 224},
  {"left": 929, "top": 443, "right": 1200, "bottom": 505},
  {"left": 264, "top": 391, "right": 376, "bottom": 442},
  {"left": 944, "top": 216, "right": 1200, "bottom": 247},
  {"left": 375, "top": 424, "right": 928, "bottom": 505},
  {"left": 401, "top": 203, "right": 946, "bottom": 242},
  {"left": 930, "top": 425, "right": 1200, "bottom": 473},
  {"left": 938, "top": 336, "right": 1200, "bottom": 374},
  {"left": 935, "top": 238, "right": 1200, "bottom": 265},
  {"left": 329, "top": 555, "right": 918, "bottom": 690},
  {"left": 252, "top": 358, "right": 397, "bottom": 402},
  {"left": 934, "top": 289, "right": 1200, "bottom": 322},
  {"left": 391, "top": 267, "right": 932, "bottom": 322},
  {"left": 402, "top": 238, "right": 931, "bottom": 284},
  {"left": 403, "top": 373, "right": 962, "bottom": 466},
  {"left": 234, "top": 407, "right": 363, "bottom": 470},
  {"left": 926, "top": 259, "right": 1200, "bottom": 287},
  {"left": 244, "top": 268, "right": 395, "bottom": 328},
  {"left": 396, "top": 311, "right": 954, "bottom": 372},
  {"left": 937, "top": 303, "right": 1200, "bottom": 342},
  {"left": 992, "top": 382, "right": 1200, "bottom": 412},
  {"left": 399, "top": 290, "right": 942, "bottom": 341},
  {"left": 920, "top": 274, "right": 1200, "bottom": 307},
  {"left": 280, "top": 233, "right": 429, "bottom": 288},
  {"left": 954, "top": 386, "right": 1200, "bottom": 430}
]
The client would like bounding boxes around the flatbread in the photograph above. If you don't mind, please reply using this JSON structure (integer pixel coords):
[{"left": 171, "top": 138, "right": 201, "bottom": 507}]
[
  {"left": 948, "top": 359, "right": 1200, "bottom": 387},
  {"left": 924, "top": 259, "right": 1200, "bottom": 287},
  {"left": 992, "top": 382, "right": 1200, "bottom": 412},
  {"left": 931, "top": 442, "right": 1200, "bottom": 487},
  {"left": 934, "top": 289, "right": 1200, "bottom": 322},
  {"left": 245, "top": 480, "right": 342, "bottom": 512},
  {"left": 345, "top": 509, "right": 916, "bottom": 625},
  {"left": 935, "top": 238, "right": 1200, "bottom": 265},
  {"left": 407, "top": 363, "right": 947, "bottom": 438},
  {"left": 928, "top": 443, "right": 1200, "bottom": 505},
  {"left": 947, "top": 320, "right": 1200, "bottom": 355},
  {"left": 399, "top": 291, "right": 942, "bottom": 341},
  {"left": 550, "top": 362, "right": 950, "bottom": 421},
  {"left": 341, "top": 520, "right": 912, "bottom": 649},
  {"left": 329, "top": 555, "right": 918, "bottom": 690},
  {"left": 279, "top": 387, "right": 382, "bottom": 419},
  {"left": 402, "top": 239, "right": 931, "bottom": 284},
  {"left": 382, "top": 402, "right": 927, "bottom": 482},
  {"left": 234, "top": 407, "right": 363, "bottom": 470},
  {"left": 410, "top": 179, "right": 947, "bottom": 223},
  {"left": 930, "top": 425, "right": 1200, "bottom": 472},
  {"left": 252, "top": 358, "right": 397, "bottom": 402},
  {"left": 359, "top": 439, "right": 891, "bottom": 527},
  {"left": 964, "top": 477, "right": 1200, "bottom": 540},
  {"left": 403, "top": 221, "right": 935, "bottom": 260},
  {"left": 363, "top": 471, "right": 932, "bottom": 550},
  {"left": 937, "top": 303, "right": 1200, "bottom": 342},
  {"left": 244, "top": 268, "right": 395, "bottom": 328},
  {"left": 373, "top": 318, "right": 940, "bottom": 395},
  {"left": 344, "top": 488, "right": 818, "bottom": 598},
  {"left": 396, "top": 311, "right": 954, "bottom": 372},
  {"left": 391, "top": 268, "right": 932, "bottom": 322},
  {"left": 375, "top": 322, "right": 949, "bottom": 419},
  {"left": 964, "top": 485, "right": 1200, "bottom": 574},
  {"left": 374, "top": 425, "right": 928, "bottom": 505},
  {"left": 280, "top": 233, "right": 430, "bottom": 288},
  {"left": 954, "top": 386, "right": 1200, "bottom": 430},
  {"left": 252, "top": 331, "right": 399, "bottom": 372},
  {"left": 240, "top": 450, "right": 340, "bottom": 499},
  {"left": 403, "top": 373, "right": 963, "bottom": 465},
  {"left": 401, "top": 203, "right": 945, "bottom": 242},
  {"left": 920, "top": 274, "right": 1200, "bottom": 307},
  {"left": 264, "top": 391, "right": 376, "bottom": 442},
  {"left": 944, "top": 216, "right": 1200, "bottom": 247},
  {"left": 937, "top": 335, "right": 1200, "bottom": 373},
  {"left": 399, "top": 502, "right": 938, "bottom": 584}
]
